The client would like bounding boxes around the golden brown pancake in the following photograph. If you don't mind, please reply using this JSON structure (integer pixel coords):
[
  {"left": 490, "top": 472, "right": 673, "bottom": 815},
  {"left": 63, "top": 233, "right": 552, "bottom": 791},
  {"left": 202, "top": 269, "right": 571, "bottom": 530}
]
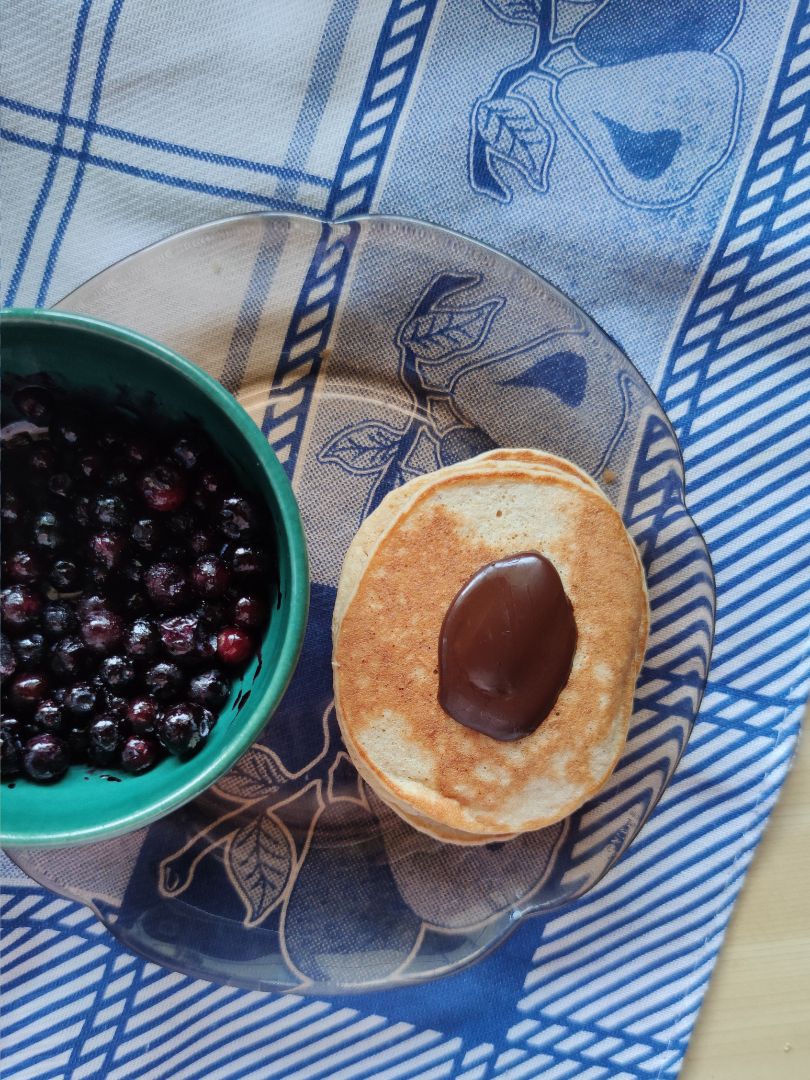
[{"left": 333, "top": 461, "right": 648, "bottom": 839}]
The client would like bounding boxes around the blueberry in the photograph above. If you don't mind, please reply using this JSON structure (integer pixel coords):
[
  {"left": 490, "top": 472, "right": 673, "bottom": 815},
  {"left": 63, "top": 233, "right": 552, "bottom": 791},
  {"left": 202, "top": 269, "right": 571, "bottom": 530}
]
[
  {"left": 99, "top": 655, "right": 136, "bottom": 691},
  {"left": 48, "top": 471, "right": 74, "bottom": 499},
  {"left": 78, "top": 452, "right": 103, "bottom": 481},
  {"left": 87, "top": 715, "right": 123, "bottom": 763},
  {"left": 49, "top": 558, "right": 80, "bottom": 591},
  {"left": 0, "top": 722, "right": 24, "bottom": 776},
  {"left": 67, "top": 726, "right": 90, "bottom": 761},
  {"left": 194, "top": 468, "right": 228, "bottom": 504},
  {"left": 77, "top": 594, "right": 107, "bottom": 618},
  {"left": 13, "top": 385, "right": 53, "bottom": 424},
  {"left": 157, "top": 702, "right": 209, "bottom": 756},
  {"left": 132, "top": 517, "right": 162, "bottom": 553},
  {"left": 93, "top": 493, "right": 130, "bottom": 530},
  {"left": 191, "top": 554, "right": 230, "bottom": 598},
  {"left": 29, "top": 444, "right": 57, "bottom": 480},
  {"left": 23, "top": 733, "right": 70, "bottom": 781},
  {"left": 139, "top": 463, "right": 188, "bottom": 512},
  {"left": 1, "top": 585, "right": 42, "bottom": 632},
  {"left": 4, "top": 549, "right": 44, "bottom": 584},
  {"left": 9, "top": 673, "right": 48, "bottom": 712},
  {"left": 88, "top": 531, "right": 125, "bottom": 570},
  {"left": 231, "top": 595, "right": 266, "bottom": 631},
  {"left": 219, "top": 496, "right": 256, "bottom": 540},
  {"left": 121, "top": 556, "right": 148, "bottom": 587},
  {"left": 188, "top": 528, "right": 220, "bottom": 557},
  {"left": 171, "top": 434, "right": 207, "bottom": 471},
  {"left": 42, "top": 601, "right": 78, "bottom": 638},
  {"left": 97, "top": 688, "right": 128, "bottom": 719},
  {"left": 126, "top": 696, "right": 160, "bottom": 735},
  {"left": 216, "top": 627, "right": 254, "bottom": 666},
  {"left": 196, "top": 600, "right": 228, "bottom": 628},
  {"left": 64, "top": 682, "right": 99, "bottom": 719},
  {"left": 158, "top": 614, "right": 199, "bottom": 658},
  {"left": 124, "top": 617, "right": 159, "bottom": 659},
  {"left": 32, "top": 699, "right": 66, "bottom": 735},
  {"left": 1, "top": 491, "right": 25, "bottom": 535},
  {"left": 49, "top": 411, "right": 86, "bottom": 450},
  {"left": 13, "top": 633, "right": 45, "bottom": 670},
  {"left": 143, "top": 661, "right": 184, "bottom": 703},
  {"left": 31, "top": 510, "right": 64, "bottom": 553},
  {"left": 144, "top": 562, "right": 188, "bottom": 610},
  {"left": 83, "top": 563, "right": 119, "bottom": 593},
  {"left": 73, "top": 494, "right": 93, "bottom": 529},
  {"left": 80, "top": 608, "right": 123, "bottom": 653},
  {"left": 231, "top": 545, "right": 267, "bottom": 578},
  {"left": 48, "top": 636, "right": 88, "bottom": 681},
  {"left": 120, "top": 735, "right": 159, "bottom": 774},
  {"left": 193, "top": 628, "right": 217, "bottom": 664},
  {"left": 189, "top": 669, "right": 230, "bottom": 711},
  {"left": 102, "top": 461, "right": 130, "bottom": 490},
  {"left": 0, "top": 635, "right": 16, "bottom": 679},
  {"left": 166, "top": 507, "right": 198, "bottom": 538}
]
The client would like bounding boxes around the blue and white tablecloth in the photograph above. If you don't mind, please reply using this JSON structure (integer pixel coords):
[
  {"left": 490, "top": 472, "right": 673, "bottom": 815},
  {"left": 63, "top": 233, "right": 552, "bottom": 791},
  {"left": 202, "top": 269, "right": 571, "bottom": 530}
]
[{"left": 2, "top": 1, "right": 809, "bottom": 1077}]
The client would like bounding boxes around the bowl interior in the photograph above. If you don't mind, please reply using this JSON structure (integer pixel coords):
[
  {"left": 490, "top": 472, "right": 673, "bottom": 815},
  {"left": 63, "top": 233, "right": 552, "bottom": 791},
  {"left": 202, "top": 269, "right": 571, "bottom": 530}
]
[{"left": 1, "top": 311, "right": 308, "bottom": 846}]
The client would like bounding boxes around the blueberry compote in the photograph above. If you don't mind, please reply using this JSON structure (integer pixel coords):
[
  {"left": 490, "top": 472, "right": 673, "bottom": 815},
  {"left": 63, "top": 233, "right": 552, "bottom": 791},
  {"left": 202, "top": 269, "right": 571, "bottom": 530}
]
[{"left": 1, "top": 381, "right": 274, "bottom": 783}]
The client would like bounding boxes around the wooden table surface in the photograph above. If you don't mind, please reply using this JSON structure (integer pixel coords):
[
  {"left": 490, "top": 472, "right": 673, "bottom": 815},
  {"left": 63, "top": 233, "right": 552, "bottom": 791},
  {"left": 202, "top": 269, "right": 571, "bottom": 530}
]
[{"left": 681, "top": 706, "right": 809, "bottom": 1079}]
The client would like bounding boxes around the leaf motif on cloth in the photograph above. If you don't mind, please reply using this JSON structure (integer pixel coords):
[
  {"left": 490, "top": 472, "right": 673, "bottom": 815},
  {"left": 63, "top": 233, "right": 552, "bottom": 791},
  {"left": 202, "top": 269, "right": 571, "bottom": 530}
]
[
  {"left": 226, "top": 810, "right": 295, "bottom": 927},
  {"left": 318, "top": 420, "right": 403, "bottom": 475},
  {"left": 214, "top": 745, "right": 294, "bottom": 802},
  {"left": 476, "top": 96, "right": 554, "bottom": 193}
]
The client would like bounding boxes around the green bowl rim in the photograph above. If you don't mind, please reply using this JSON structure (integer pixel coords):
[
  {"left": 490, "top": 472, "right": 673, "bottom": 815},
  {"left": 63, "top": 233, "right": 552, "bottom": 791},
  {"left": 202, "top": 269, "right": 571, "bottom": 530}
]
[{"left": 0, "top": 306, "right": 310, "bottom": 846}]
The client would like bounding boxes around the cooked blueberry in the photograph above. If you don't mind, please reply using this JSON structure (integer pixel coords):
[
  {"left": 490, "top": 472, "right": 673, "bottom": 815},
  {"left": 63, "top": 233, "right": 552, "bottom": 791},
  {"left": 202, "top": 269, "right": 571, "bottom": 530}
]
[
  {"left": 80, "top": 608, "right": 123, "bottom": 653},
  {"left": 196, "top": 600, "right": 228, "bottom": 628},
  {"left": 123, "top": 437, "right": 151, "bottom": 467},
  {"left": 9, "top": 673, "right": 48, "bottom": 712},
  {"left": 67, "top": 726, "right": 90, "bottom": 761},
  {"left": 64, "top": 682, "right": 98, "bottom": 719},
  {"left": 23, "top": 733, "right": 70, "bottom": 781},
  {"left": 88, "top": 715, "right": 123, "bottom": 761},
  {"left": 77, "top": 594, "right": 107, "bottom": 617},
  {"left": 82, "top": 563, "right": 119, "bottom": 592},
  {"left": 32, "top": 699, "right": 66, "bottom": 734},
  {"left": 232, "top": 595, "right": 266, "bottom": 631},
  {"left": 48, "top": 471, "right": 74, "bottom": 499},
  {"left": 191, "top": 554, "right": 230, "bottom": 598},
  {"left": 49, "top": 558, "right": 80, "bottom": 591},
  {"left": 126, "top": 696, "right": 160, "bottom": 735},
  {"left": 73, "top": 494, "right": 92, "bottom": 528},
  {"left": 88, "top": 531, "right": 125, "bottom": 570},
  {"left": 143, "top": 661, "right": 184, "bottom": 702},
  {"left": 166, "top": 506, "right": 198, "bottom": 538},
  {"left": 13, "top": 385, "right": 53, "bottom": 423},
  {"left": 230, "top": 545, "right": 267, "bottom": 578},
  {"left": 219, "top": 496, "right": 256, "bottom": 540},
  {"left": 172, "top": 433, "right": 206, "bottom": 471},
  {"left": 1, "top": 491, "right": 24, "bottom": 535},
  {"left": 139, "top": 462, "right": 188, "bottom": 512},
  {"left": 49, "top": 411, "right": 86, "bottom": 450},
  {"left": 157, "top": 702, "right": 208, "bottom": 755},
  {"left": 158, "top": 613, "right": 199, "bottom": 658},
  {"left": 48, "top": 636, "right": 87, "bottom": 680},
  {"left": 99, "top": 655, "right": 136, "bottom": 691},
  {"left": 189, "top": 669, "right": 230, "bottom": 711},
  {"left": 102, "top": 461, "right": 130, "bottom": 490},
  {"left": 124, "top": 617, "right": 159, "bottom": 659},
  {"left": 188, "top": 528, "right": 219, "bottom": 557},
  {"left": 194, "top": 628, "right": 217, "bottom": 664},
  {"left": 97, "top": 688, "right": 128, "bottom": 719},
  {"left": 31, "top": 510, "right": 63, "bottom": 553},
  {"left": 132, "top": 517, "right": 162, "bottom": 552},
  {"left": 13, "top": 633, "right": 45, "bottom": 670},
  {"left": 0, "top": 723, "right": 23, "bottom": 776},
  {"left": 42, "top": 601, "right": 78, "bottom": 638},
  {"left": 1, "top": 585, "right": 42, "bottom": 632},
  {"left": 121, "top": 556, "right": 148, "bottom": 587},
  {"left": 195, "top": 468, "right": 228, "bottom": 503},
  {"left": 93, "top": 493, "right": 130, "bottom": 530},
  {"left": 144, "top": 562, "right": 188, "bottom": 609},
  {"left": 120, "top": 735, "right": 159, "bottom": 774},
  {"left": 0, "top": 635, "right": 16, "bottom": 679},
  {"left": 4, "top": 549, "right": 44, "bottom": 584},
  {"left": 78, "top": 451, "right": 103, "bottom": 481},
  {"left": 216, "top": 627, "right": 254, "bottom": 666},
  {"left": 29, "top": 443, "right": 56, "bottom": 479}
]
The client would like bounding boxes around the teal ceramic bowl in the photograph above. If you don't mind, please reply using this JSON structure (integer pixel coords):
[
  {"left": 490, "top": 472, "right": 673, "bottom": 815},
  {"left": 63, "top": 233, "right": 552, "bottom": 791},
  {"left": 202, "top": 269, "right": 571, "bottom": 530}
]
[{"left": 0, "top": 308, "right": 309, "bottom": 846}]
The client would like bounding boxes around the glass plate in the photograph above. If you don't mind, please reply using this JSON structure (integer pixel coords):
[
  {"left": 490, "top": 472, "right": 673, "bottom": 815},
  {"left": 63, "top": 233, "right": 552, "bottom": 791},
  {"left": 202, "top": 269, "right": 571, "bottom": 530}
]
[{"left": 8, "top": 214, "right": 714, "bottom": 993}]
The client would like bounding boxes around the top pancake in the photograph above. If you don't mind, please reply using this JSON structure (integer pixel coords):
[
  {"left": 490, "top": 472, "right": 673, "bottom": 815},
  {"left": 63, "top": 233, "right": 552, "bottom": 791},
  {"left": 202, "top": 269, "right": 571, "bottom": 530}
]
[{"left": 333, "top": 462, "right": 648, "bottom": 837}]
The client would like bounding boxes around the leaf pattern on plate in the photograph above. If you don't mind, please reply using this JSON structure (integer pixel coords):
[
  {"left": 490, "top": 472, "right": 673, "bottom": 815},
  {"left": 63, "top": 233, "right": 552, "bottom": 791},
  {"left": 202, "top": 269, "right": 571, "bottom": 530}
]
[
  {"left": 399, "top": 298, "right": 502, "bottom": 364},
  {"left": 226, "top": 810, "right": 295, "bottom": 927}
]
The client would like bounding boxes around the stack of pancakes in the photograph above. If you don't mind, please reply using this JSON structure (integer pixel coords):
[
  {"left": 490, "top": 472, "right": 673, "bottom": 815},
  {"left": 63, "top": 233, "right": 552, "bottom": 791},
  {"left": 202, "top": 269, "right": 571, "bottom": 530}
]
[{"left": 332, "top": 450, "right": 649, "bottom": 845}]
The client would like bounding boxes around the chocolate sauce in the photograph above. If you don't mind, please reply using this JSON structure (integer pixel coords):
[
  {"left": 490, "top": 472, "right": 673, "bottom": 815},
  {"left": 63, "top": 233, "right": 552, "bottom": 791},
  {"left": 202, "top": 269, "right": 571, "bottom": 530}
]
[{"left": 438, "top": 552, "right": 577, "bottom": 741}]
